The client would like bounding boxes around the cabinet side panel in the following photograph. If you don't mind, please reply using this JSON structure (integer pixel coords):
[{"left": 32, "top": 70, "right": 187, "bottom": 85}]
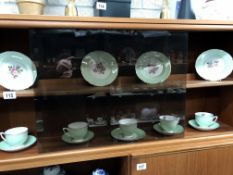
[
  {"left": 220, "top": 87, "right": 233, "bottom": 126},
  {"left": 132, "top": 145, "right": 233, "bottom": 175}
]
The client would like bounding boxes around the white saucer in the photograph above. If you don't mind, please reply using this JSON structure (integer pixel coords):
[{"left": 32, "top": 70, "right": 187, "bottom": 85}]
[
  {"left": 0, "top": 135, "right": 37, "bottom": 152},
  {"left": 188, "top": 119, "right": 220, "bottom": 131}
]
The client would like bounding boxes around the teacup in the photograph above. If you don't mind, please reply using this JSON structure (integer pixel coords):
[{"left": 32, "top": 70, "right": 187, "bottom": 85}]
[
  {"left": 0, "top": 127, "right": 28, "bottom": 147},
  {"left": 119, "top": 118, "right": 137, "bottom": 138},
  {"left": 195, "top": 112, "right": 218, "bottom": 127},
  {"left": 63, "top": 122, "right": 88, "bottom": 140},
  {"left": 159, "top": 115, "right": 180, "bottom": 132}
]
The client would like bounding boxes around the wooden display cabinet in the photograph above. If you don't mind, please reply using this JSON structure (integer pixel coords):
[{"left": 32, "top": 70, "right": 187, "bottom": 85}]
[{"left": 0, "top": 15, "right": 233, "bottom": 175}]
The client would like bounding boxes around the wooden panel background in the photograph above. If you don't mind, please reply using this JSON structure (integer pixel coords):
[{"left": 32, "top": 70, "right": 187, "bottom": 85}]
[
  {"left": 131, "top": 145, "right": 233, "bottom": 175},
  {"left": 0, "top": 98, "right": 37, "bottom": 135},
  {"left": 186, "top": 88, "right": 220, "bottom": 121},
  {"left": 220, "top": 87, "right": 233, "bottom": 126},
  {"left": 0, "top": 29, "right": 29, "bottom": 54}
]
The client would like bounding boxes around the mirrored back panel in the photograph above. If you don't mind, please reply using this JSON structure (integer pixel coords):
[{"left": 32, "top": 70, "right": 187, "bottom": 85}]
[{"left": 2, "top": 29, "right": 188, "bottom": 153}]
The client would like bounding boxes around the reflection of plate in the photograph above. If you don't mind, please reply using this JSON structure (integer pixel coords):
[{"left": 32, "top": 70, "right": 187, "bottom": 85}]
[
  {"left": 153, "top": 123, "right": 184, "bottom": 136},
  {"left": 61, "top": 130, "right": 94, "bottom": 144},
  {"left": 195, "top": 49, "right": 233, "bottom": 81},
  {"left": 80, "top": 51, "right": 118, "bottom": 86},
  {"left": 188, "top": 119, "right": 220, "bottom": 131},
  {"left": 0, "top": 135, "right": 37, "bottom": 152},
  {"left": 111, "top": 128, "right": 145, "bottom": 142},
  {"left": 0, "top": 51, "right": 37, "bottom": 90},
  {"left": 135, "top": 51, "right": 171, "bottom": 84}
]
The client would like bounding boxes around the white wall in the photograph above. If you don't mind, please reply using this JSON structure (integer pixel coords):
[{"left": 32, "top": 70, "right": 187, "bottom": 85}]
[{"left": 0, "top": 0, "right": 162, "bottom": 18}]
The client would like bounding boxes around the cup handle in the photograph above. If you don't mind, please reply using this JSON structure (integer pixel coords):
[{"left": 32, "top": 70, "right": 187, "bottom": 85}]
[
  {"left": 63, "top": 128, "right": 71, "bottom": 137},
  {"left": 213, "top": 116, "right": 218, "bottom": 122},
  {"left": 0, "top": 132, "right": 7, "bottom": 142}
]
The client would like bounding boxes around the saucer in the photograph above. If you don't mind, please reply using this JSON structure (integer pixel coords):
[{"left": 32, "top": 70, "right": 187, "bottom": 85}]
[
  {"left": 188, "top": 119, "right": 220, "bottom": 131},
  {"left": 153, "top": 123, "right": 184, "bottom": 136},
  {"left": 61, "top": 130, "right": 94, "bottom": 144},
  {"left": 0, "top": 135, "right": 37, "bottom": 152},
  {"left": 111, "top": 128, "right": 146, "bottom": 141}
]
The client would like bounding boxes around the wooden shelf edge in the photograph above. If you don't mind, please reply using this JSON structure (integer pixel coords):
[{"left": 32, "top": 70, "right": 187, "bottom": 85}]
[
  {"left": 0, "top": 14, "right": 233, "bottom": 30},
  {"left": 0, "top": 75, "right": 185, "bottom": 98},
  {"left": 186, "top": 74, "right": 233, "bottom": 89},
  {"left": 131, "top": 133, "right": 233, "bottom": 157},
  {"left": 1, "top": 75, "right": 233, "bottom": 98},
  {"left": 187, "top": 80, "right": 233, "bottom": 89},
  {"left": 1, "top": 130, "right": 233, "bottom": 171}
]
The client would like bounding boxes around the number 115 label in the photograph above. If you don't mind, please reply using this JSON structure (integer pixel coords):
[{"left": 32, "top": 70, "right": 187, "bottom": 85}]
[{"left": 3, "top": 91, "right": 17, "bottom": 99}]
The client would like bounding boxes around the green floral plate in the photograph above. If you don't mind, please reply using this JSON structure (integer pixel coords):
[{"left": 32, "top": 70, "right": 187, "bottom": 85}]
[
  {"left": 0, "top": 51, "right": 37, "bottom": 90},
  {"left": 80, "top": 51, "right": 118, "bottom": 86},
  {"left": 135, "top": 51, "right": 171, "bottom": 84},
  {"left": 195, "top": 49, "right": 233, "bottom": 81}
]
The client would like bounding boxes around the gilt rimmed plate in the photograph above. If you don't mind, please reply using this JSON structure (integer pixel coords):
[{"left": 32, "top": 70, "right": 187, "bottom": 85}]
[
  {"left": 135, "top": 51, "right": 171, "bottom": 84},
  {"left": 80, "top": 51, "right": 118, "bottom": 86},
  {"left": 195, "top": 49, "right": 233, "bottom": 81},
  {"left": 0, "top": 51, "right": 37, "bottom": 90}
]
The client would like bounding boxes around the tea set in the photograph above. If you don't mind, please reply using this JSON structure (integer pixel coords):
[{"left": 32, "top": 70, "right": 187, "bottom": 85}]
[
  {"left": 188, "top": 112, "right": 220, "bottom": 131},
  {"left": 0, "top": 127, "right": 37, "bottom": 152},
  {"left": 153, "top": 115, "right": 184, "bottom": 136},
  {"left": 0, "top": 112, "right": 220, "bottom": 152},
  {"left": 62, "top": 121, "right": 94, "bottom": 144},
  {"left": 111, "top": 118, "right": 146, "bottom": 141}
]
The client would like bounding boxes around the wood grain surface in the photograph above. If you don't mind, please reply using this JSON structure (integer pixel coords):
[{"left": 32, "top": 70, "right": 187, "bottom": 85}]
[
  {"left": 131, "top": 145, "right": 233, "bottom": 175},
  {"left": 0, "top": 14, "right": 232, "bottom": 30}
]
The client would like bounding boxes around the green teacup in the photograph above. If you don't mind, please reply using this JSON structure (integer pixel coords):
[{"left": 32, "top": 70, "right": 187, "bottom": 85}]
[
  {"left": 195, "top": 112, "right": 218, "bottom": 127},
  {"left": 159, "top": 115, "right": 180, "bottom": 132},
  {"left": 63, "top": 122, "right": 88, "bottom": 140},
  {"left": 0, "top": 127, "right": 28, "bottom": 147},
  {"left": 119, "top": 118, "right": 137, "bottom": 138}
]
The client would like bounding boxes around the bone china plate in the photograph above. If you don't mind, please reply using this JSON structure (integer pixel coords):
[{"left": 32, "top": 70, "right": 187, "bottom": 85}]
[
  {"left": 0, "top": 51, "right": 37, "bottom": 90},
  {"left": 80, "top": 51, "right": 118, "bottom": 86},
  {"left": 135, "top": 51, "right": 171, "bottom": 84},
  {"left": 195, "top": 49, "right": 233, "bottom": 81}
]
